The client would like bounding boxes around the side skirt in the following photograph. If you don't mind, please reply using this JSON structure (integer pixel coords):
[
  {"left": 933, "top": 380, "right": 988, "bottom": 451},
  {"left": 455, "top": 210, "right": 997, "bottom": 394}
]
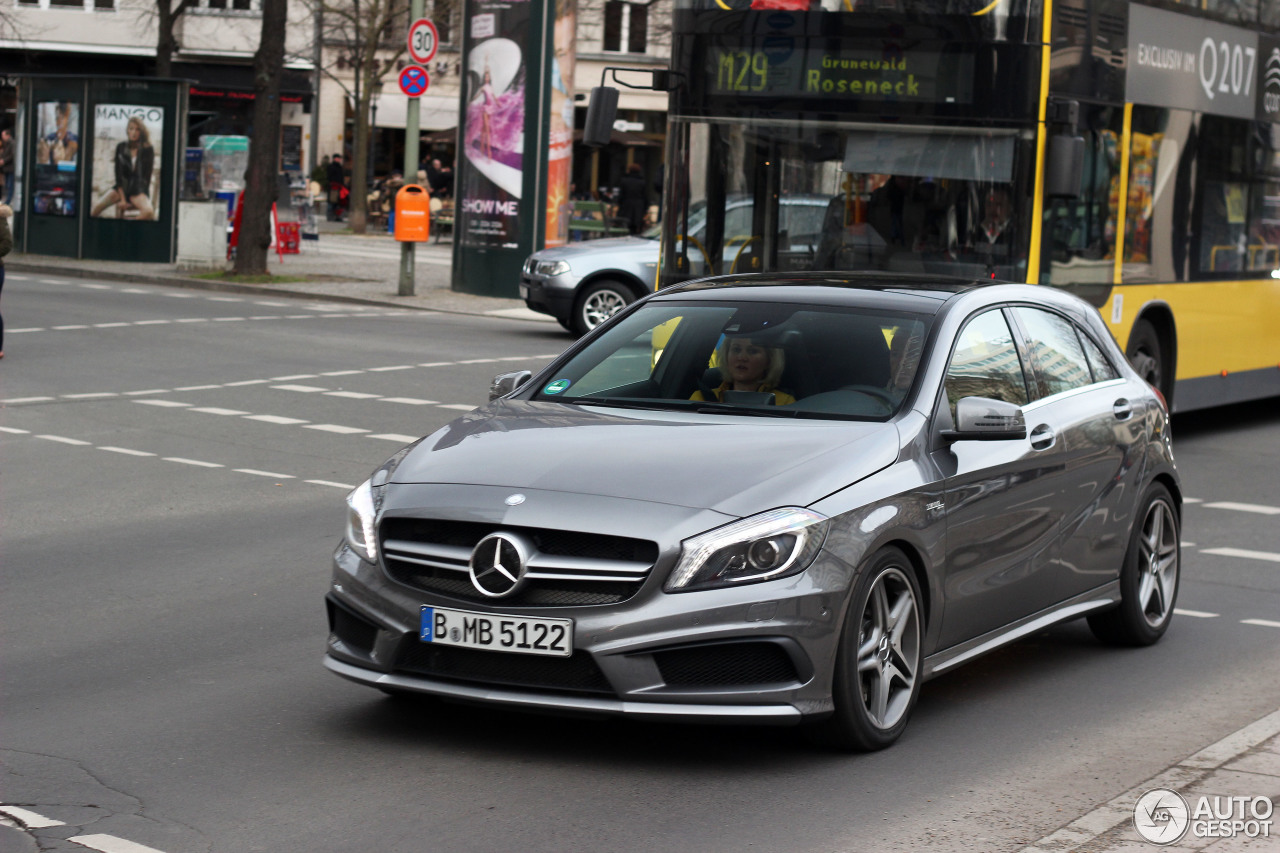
[{"left": 922, "top": 582, "right": 1120, "bottom": 681}]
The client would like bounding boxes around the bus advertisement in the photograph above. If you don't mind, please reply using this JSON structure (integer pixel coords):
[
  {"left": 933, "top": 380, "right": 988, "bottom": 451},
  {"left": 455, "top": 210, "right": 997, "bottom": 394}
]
[{"left": 635, "top": 0, "right": 1280, "bottom": 412}]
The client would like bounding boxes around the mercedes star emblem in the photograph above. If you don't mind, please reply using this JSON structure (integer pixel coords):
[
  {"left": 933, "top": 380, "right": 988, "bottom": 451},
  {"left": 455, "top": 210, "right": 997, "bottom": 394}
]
[{"left": 469, "top": 532, "right": 530, "bottom": 598}]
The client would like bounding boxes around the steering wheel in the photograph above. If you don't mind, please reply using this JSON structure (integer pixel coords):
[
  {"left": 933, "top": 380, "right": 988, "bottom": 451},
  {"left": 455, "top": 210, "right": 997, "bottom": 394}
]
[{"left": 839, "top": 385, "right": 895, "bottom": 411}]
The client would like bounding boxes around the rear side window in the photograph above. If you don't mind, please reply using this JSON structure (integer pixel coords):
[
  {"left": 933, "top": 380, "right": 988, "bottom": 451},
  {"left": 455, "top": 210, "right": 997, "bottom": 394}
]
[
  {"left": 1078, "top": 331, "right": 1120, "bottom": 382},
  {"left": 944, "top": 309, "right": 1030, "bottom": 419},
  {"left": 1012, "top": 307, "right": 1094, "bottom": 398}
]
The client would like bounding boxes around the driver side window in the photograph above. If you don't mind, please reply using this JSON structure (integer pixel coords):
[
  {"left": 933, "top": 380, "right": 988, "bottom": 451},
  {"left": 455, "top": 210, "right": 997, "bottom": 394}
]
[{"left": 944, "top": 310, "right": 1030, "bottom": 420}]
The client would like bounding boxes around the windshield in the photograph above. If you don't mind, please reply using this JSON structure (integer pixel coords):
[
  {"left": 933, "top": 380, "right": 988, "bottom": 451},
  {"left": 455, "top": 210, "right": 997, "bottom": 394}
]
[
  {"left": 531, "top": 299, "right": 930, "bottom": 421},
  {"left": 661, "top": 121, "right": 1031, "bottom": 286}
]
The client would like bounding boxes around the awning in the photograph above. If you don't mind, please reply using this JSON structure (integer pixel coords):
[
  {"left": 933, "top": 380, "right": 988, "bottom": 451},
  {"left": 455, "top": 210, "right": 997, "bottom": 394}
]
[{"left": 367, "top": 93, "right": 458, "bottom": 131}]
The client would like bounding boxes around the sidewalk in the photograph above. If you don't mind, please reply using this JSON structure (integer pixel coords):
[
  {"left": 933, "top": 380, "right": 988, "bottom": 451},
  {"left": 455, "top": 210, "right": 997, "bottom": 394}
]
[
  {"left": 7, "top": 218, "right": 555, "bottom": 325},
  {"left": 1022, "top": 708, "right": 1280, "bottom": 852}
]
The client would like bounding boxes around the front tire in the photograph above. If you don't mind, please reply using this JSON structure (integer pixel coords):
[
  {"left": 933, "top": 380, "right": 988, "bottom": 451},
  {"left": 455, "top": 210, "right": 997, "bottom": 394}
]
[
  {"left": 809, "top": 547, "right": 923, "bottom": 751},
  {"left": 572, "top": 280, "right": 635, "bottom": 336},
  {"left": 1088, "top": 483, "right": 1180, "bottom": 646}
]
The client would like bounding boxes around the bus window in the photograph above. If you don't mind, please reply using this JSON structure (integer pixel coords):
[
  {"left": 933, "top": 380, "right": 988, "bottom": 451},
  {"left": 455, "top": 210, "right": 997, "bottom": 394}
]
[{"left": 1042, "top": 107, "right": 1121, "bottom": 287}]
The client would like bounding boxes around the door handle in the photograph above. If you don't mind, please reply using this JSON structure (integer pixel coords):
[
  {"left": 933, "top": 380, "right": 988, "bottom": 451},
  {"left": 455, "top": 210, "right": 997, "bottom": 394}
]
[
  {"left": 1030, "top": 423, "right": 1056, "bottom": 450},
  {"left": 1113, "top": 398, "right": 1133, "bottom": 420}
]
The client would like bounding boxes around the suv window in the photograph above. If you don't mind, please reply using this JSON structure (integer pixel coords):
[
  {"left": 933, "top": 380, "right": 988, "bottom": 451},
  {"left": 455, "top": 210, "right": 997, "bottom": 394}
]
[
  {"left": 1011, "top": 307, "right": 1094, "bottom": 398},
  {"left": 944, "top": 310, "right": 1030, "bottom": 419}
]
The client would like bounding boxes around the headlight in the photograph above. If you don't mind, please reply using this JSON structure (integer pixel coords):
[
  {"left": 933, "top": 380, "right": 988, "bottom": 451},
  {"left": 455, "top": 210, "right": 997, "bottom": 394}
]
[
  {"left": 345, "top": 479, "right": 378, "bottom": 562},
  {"left": 536, "top": 259, "right": 571, "bottom": 276},
  {"left": 665, "top": 508, "right": 828, "bottom": 592},
  {"left": 343, "top": 444, "right": 415, "bottom": 563}
]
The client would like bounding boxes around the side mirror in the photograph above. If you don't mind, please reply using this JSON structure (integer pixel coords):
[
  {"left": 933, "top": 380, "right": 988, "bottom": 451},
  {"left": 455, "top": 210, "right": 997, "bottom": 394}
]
[
  {"left": 941, "top": 397, "right": 1027, "bottom": 442},
  {"left": 489, "top": 370, "right": 532, "bottom": 401},
  {"left": 583, "top": 86, "right": 619, "bottom": 148}
]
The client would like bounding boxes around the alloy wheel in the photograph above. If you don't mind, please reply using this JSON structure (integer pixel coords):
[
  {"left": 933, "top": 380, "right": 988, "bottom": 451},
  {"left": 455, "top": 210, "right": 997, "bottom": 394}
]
[
  {"left": 856, "top": 566, "right": 920, "bottom": 730},
  {"left": 582, "top": 289, "right": 628, "bottom": 329},
  {"left": 1137, "top": 498, "right": 1179, "bottom": 628}
]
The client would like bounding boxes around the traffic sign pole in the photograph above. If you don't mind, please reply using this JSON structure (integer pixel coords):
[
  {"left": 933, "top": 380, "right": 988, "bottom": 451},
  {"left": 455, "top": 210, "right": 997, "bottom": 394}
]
[{"left": 399, "top": 4, "right": 428, "bottom": 296}]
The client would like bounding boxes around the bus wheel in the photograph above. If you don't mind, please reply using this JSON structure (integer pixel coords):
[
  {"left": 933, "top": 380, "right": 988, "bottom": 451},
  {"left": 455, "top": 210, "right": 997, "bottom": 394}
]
[{"left": 1126, "top": 319, "right": 1166, "bottom": 397}]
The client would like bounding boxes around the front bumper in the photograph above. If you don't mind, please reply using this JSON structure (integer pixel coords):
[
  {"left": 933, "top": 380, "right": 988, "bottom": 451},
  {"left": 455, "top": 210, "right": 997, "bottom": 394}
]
[
  {"left": 325, "top": 536, "right": 853, "bottom": 724},
  {"left": 520, "top": 273, "right": 577, "bottom": 322}
]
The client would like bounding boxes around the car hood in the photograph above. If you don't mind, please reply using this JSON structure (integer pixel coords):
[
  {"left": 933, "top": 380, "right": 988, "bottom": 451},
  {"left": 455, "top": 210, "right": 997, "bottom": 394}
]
[
  {"left": 389, "top": 400, "right": 900, "bottom": 517},
  {"left": 532, "top": 235, "right": 657, "bottom": 261}
]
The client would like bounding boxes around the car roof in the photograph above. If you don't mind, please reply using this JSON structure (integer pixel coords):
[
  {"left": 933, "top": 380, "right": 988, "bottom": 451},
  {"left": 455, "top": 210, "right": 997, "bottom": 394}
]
[{"left": 651, "top": 272, "right": 1000, "bottom": 314}]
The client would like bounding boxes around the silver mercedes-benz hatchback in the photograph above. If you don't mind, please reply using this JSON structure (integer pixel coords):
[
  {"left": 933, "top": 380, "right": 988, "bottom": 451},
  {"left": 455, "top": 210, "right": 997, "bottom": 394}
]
[{"left": 325, "top": 273, "right": 1181, "bottom": 750}]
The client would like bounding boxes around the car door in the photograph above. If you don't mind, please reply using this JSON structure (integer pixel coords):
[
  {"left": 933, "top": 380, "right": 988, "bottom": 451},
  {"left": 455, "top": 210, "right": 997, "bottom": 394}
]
[
  {"left": 1008, "top": 306, "right": 1141, "bottom": 602},
  {"left": 934, "top": 308, "right": 1068, "bottom": 649}
]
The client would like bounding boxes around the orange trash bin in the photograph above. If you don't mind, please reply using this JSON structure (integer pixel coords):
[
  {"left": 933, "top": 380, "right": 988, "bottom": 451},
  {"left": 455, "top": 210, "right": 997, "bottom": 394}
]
[{"left": 393, "top": 184, "right": 431, "bottom": 242}]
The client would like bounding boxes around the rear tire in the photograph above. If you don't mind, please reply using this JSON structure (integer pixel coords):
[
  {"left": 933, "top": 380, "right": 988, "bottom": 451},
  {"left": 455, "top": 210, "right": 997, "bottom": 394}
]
[
  {"left": 1088, "top": 483, "right": 1180, "bottom": 646},
  {"left": 572, "top": 280, "right": 635, "bottom": 336},
  {"left": 808, "top": 547, "right": 923, "bottom": 751},
  {"left": 1126, "top": 319, "right": 1170, "bottom": 402}
]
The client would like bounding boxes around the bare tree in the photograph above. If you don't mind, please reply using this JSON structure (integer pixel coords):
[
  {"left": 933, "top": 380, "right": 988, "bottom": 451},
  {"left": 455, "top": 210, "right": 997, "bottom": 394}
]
[
  {"left": 310, "top": 0, "right": 410, "bottom": 233},
  {"left": 153, "top": 0, "right": 199, "bottom": 79},
  {"left": 233, "top": 0, "right": 288, "bottom": 274}
]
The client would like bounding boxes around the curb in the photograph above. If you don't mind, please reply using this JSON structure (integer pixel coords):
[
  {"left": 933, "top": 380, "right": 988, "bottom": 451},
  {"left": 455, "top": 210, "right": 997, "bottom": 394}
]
[
  {"left": 5, "top": 259, "right": 537, "bottom": 321},
  {"left": 1021, "top": 707, "right": 1280, "bottom": 852}
]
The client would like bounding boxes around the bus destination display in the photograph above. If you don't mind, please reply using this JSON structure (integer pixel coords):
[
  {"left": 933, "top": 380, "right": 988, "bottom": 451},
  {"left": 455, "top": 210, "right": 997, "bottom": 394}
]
[{"left": 708, "top": 45, "right": 974, "bottom": 105}]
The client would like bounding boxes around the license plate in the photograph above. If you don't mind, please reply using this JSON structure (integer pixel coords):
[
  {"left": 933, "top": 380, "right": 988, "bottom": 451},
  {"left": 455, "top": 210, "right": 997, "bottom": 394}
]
[
  {"left": 518, "top": 283, "right": 530, "bottom": 299},
  {"left": 420, "top": 606, "right": 572, "bottom": 657}
]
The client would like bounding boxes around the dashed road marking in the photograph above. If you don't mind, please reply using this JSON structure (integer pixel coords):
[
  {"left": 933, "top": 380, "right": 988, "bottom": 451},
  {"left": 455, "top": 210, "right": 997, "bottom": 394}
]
[
  {"left": 369, "top": 364, "right": 415, "bottom": 372},
  {"left": 271, "top": 374, "right": 318, "bottom": 381},
  {"left": 368, "top": 433, "right": 419, "bottom": 442},
  {"left": 243, "top": 414, "right": 308, "bottom": 425},
  {"left": 305, "top": 424, "right": 370, "bottom": 434},
  {"left": 63, "top": 392, "right": 117, "bottom": 399},
  {"left": 381, "top": 397, "right": 438, "bottom": 405},
  {"left": 325, "top": 390, "right": 380, "bottom": 399},
  {"left": 1174, "top": 608, "right": 1219, "bottom": 618},
  {"left": 0, "top": 426, "right": 31, "bottom": 434},
  {"left": 37, "top": 435, "right": 92, "bottom": 445},
  {"left": 307, "top": 479, "right": 356, "bottom": 489},
  {"left": 438, "top": 404, "right": 478, "bottom": 411},
  {"left": 135, "top": 400, "right": 191, "bottom": 408},
  {"left": 1203, "top": 500, "right": 1280, "bottom": 515},
  {"left": 0, "top": 806, "right": 63, "bottom": 828},
  {"left": 1200, "top": 547, "right": 1280, "bottom": 563},
  {"left": 175, "top": 384, "right": 222, "bottom": 391},
  {"left": 190, "top": 407, "right": 251, "bottom": 416},
  {"left": 272, "top": 384, "right": 327, "bottom": 392},
  {"left": 5, "top": 396, "right": 56, "bottom": 403},
  {"left": 99, "top": 446, "right": 157, "bottom": 457},
  {"left": 1242, "top": 618, "right": 1280, "bottom": 628},
  {"left": 164, "top": 457, "right": 223, "bottom": 468},
  {"left": 234, "top": 468, "right": 295, "bottom": 479},
  {"left": 69, "top": 832, "right": 168, "bottom": 853}
]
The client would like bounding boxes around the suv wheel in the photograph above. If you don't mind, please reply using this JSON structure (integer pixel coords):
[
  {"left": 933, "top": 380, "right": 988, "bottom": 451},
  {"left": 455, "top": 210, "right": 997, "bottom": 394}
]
[{"left": 573, "top": 280, "right": 634, "bottom": 336}]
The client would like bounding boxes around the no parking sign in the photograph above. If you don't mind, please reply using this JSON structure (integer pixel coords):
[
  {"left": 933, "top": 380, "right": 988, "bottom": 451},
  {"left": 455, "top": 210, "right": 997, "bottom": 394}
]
[{"left": 398, "top": 65, "right": 431, "bottom": 98}]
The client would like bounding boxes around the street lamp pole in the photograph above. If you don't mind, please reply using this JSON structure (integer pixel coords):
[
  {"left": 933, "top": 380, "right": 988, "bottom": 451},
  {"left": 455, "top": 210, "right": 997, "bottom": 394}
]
[{"left": 369, "top": 82, "right": 382, "bottom": 185}]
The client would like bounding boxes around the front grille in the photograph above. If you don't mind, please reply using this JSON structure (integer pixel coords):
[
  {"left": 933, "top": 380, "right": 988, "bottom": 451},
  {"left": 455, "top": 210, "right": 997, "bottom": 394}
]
[
  {"left": 380, "top": 518, "right": 659, "bottom": 607},
  {"left": 328, "top": 600, "right": 379, "bottom": 655},
  {"left": 653, "top": 641, "right": 800, "bottom": 689},
  {"left": 395, "top": 641, "right": 614, "bottom": 696}
]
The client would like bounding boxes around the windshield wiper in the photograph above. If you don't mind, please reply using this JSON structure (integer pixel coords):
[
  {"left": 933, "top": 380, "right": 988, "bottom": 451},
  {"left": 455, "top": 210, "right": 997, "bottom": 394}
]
[
  {"left": 691, "top": 402, "right": 798, "bottom": 418},
  {"left": 562, "top": 397, "right": 685, "bottom": 411}
]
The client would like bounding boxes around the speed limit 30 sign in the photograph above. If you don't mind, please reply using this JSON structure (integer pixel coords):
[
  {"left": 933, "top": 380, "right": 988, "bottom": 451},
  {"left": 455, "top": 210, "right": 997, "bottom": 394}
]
[{"left": 408, "top": 18, "right": 439, "bottom": 65}]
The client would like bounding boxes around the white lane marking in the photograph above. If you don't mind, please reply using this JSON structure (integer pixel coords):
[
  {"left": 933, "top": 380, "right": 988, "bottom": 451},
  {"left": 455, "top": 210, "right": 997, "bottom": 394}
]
[
  {"left": 381, "top": 397, "right": 438, "bottom": 405},
  {"left": 0, "top": 426, "right": 31, "bottom": 434},
  {"left": 175, "top": 384, "right": 221, "bottom": 391},
  {"left": 190, "top": 407, "right": 251, "bottom": 416},
  {"left": 80, "top": 283, "right": 112, "bottom": 290},
  {"left": 0, "top": 806, "right": 64, "bottom": 828},
  {"left": 305, "top": 424, "right": 370, "bottom": 434},
  {"left": 418, "top": 361, "right": 452, "bottom": 367},
  {"left": 224, "top": 379, "right": 271, "bottom": 386},
  {"left": 1181, "top": 541, "right": 1197, "bottom": 548},
  {"left": 123, "top": 389, "right": 167, "bottom": 396},
  {"left": 272, "top": 384, "right": 327, "bottom": 392},
  {"left": 95, "top": 322, "right": 131, "bottom": 328},
  {"left": 64, "top": 392, "right": 118, "bottom": 399},
  {"left": 163, "top": 457, "right": 223, "bottom": 468},
  {"left": 175, "top": 318, "right": 208, "bottom": 324},
  {"left": 8, "top": 327, "right": 44, "bottom": 333},
  {"left": 369, "top": 365, "right": 415, "bottom": 372},
  {"left": 321, "top": 370, "right": 363, "bottom": 376},
  {"left": 325, "top": 391, "right": 380, "bottom": 399},
  {"left": 1174, "top": 609, "right": 1219, "bottom": 618},
  {"left": 1203, "top": 501, "right": 1280, "bottom": 515},
  {"left": 368, "top": 433, "right": 419, "bottom": 442},
  {"left": 99, "top": 446, "right": 157, "bottom": 457},
  {"left": 37, "top": 435, "right": 92, "bottom": 445},
  {"left": 283, "top": 314, "right": 314, "bottom": 319},
  {"left": 134, "top": 319, "right": 170, "bottom": 325},
  {"left": 53, "top": 324, "right": 90, "bottom": 330},
  {"left": 207, "top": 296, "right": 244, "bottom": 302},
  {"left": 162, "top": 292, "right": 196, "bottom": 298},
  {"left": 68, "top": 832, "right": 168, "bottom": 853},
  {"left": 1242, "top": 618, "right": 1280, "bottom": 628},
  {"left": 438, "top": 404, "right": 478, "bottom": 411},
  {"left": 1201, "top": 547, "right": 1280, "bottom": 563},
  {"left": 6, "top": 274, "right": 30, "bottom": 280},
  {"left": 307, "top": 479, "right": 355, "bottom": 489},
  {"left": 271, "top": 374, "right": 318, "bottom": 381},
  {"left": 213, "top": 317, "right": 246, "bottom": 322},
  {"left": 135, "top": 400, "right": 191, "bottom": 408},
  {"left": 243, "top": 414, "right": 309, "bottom": 425},
  {"left": 39, "top": 278, "right": 69, "bottom": 284},
  {"left": 254, "top": 300, "right": 289, "bottom": 306},
  {"left": 120, "top": 287, "right": 150, "bottom": 293},
  {"left": 234, "top": 468, "right": 296, "bottom": 479},
  {"left": 4, "top": 396, "right": 55, "bottom": 403},
  {"left": 458, "top": 358, "right": 500, "bottom": 364}
]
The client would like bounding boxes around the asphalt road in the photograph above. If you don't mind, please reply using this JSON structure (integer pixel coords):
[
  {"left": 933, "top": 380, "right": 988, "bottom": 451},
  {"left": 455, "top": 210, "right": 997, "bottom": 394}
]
[{"left": 2, "top": 273, "right": 1278, "bottom": 853}]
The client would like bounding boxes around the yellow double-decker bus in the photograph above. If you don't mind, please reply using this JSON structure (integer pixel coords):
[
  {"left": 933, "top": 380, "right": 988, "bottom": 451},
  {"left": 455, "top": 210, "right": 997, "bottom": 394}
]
[{"left": 646, "top": 0, "right": 1280, "bottom": 412}]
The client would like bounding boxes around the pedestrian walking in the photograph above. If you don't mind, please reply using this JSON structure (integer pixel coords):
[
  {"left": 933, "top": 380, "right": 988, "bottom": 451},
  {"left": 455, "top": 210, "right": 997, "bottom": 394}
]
[
  {"left": 327, "top": 154, "right": 347, "bottom": 221},
  {"left": 0, "top": 129, "right": 14, "bottom": 205},
  {"left": 617, "top": 162, "right": 648, "bottom": 235},
  {"left": 0, "top": 202, "right": 11, "bottom": 358}
]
